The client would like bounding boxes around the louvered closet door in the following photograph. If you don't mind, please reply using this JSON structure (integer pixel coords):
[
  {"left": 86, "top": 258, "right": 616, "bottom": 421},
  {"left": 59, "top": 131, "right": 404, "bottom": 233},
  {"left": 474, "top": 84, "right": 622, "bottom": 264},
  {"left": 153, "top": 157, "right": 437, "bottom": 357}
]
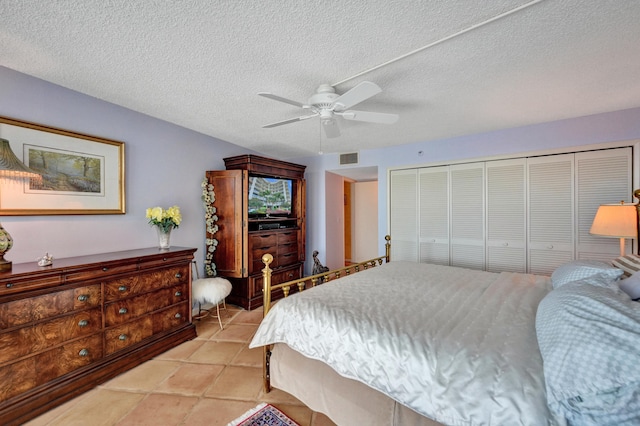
[
  {"left": 418, "top": 166, "right": 449, "bottom": 265},
  {"left": 486, "top": 159, "right": 526, "bottom": 273},
  {"left": 527, "top": 154, "right": 575, "bottom": 275},
  {"left": 450, "top": 163, "right": 485, "bottom": 270},
  {"left": 576, "top": 147, "right": 633, "bottom": 260},
  {"left": 390, "top": 169, "right": 418, "bottom": 261}
]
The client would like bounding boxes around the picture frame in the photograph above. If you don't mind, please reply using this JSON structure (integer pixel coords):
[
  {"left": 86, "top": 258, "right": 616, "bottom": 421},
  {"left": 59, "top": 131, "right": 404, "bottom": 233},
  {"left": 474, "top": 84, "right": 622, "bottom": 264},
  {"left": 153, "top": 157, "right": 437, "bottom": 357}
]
[{"left": 0, "top": 116, "right": 125, "bottom": 215}]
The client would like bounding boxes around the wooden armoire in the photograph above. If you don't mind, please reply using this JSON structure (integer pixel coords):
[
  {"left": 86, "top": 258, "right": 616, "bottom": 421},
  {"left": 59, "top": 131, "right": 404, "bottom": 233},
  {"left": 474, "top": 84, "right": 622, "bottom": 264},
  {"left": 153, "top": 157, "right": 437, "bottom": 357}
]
[{"left": 205, "top": 155, "right": 306, "bottom": 310}]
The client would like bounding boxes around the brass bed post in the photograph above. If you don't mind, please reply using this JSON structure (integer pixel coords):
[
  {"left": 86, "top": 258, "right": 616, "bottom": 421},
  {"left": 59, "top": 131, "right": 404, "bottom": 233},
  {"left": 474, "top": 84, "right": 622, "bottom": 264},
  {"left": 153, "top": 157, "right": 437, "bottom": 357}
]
[
  {"left": 385, "top": 234, "right": 391, "bottom": 263},
  {"left": 261, "top": 253, "right": 274, "bottom": 393}
]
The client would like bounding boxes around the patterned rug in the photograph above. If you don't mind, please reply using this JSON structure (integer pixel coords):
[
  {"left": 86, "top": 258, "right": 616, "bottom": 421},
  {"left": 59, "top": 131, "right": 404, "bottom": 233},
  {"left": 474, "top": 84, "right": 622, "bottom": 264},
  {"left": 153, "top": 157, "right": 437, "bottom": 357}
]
[{"left": 227, "top": 403, "right": 300, "bottom": 426}]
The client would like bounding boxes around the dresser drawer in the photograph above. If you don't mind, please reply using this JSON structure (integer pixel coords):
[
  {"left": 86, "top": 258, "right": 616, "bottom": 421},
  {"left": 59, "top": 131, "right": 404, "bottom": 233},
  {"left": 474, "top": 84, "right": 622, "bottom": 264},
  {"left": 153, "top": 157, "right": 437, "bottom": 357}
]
[
  {"left": 104, "top": 283, "right": 188, "bottom": 326},
  {"left": 139, "top": 253, "right": 194, "bottom": 270},
  {"left": 250, "top": 233, "right": 278, "bottom": 249},
  {"left": 152, "top": 302, "right": 189, "bottom": 334},
  {"left": 104, "top": 265, "right": 188, "bottom": 302},
  {"left": 0, "top": 273, "right": 62, "bottom": 296},
  {"left": 277, "top": 251, "right": 298, "bottom": 267},
  {"left": 250, "top": 264, "right": 302, "bottom": 298},
  {"left": 0, "top": 284, "right": 101, "bottom": 329},
  {"left": 36, "top": 334, "right": 103, "bottom": 383},
  {"left": 105, "top": 316, "right": 153, "bottom": 355},
  {"left": 250, "top": 246, "right": 278, "bottom": 274},
  {"left": 0, "top": 308, "right": 102, "bottom": 365},
  {"left": 64, "top": 262, "right": 138, "bottom": 284},
  {"left": 0, "top": 357, "right": 36, "bottom": 401},
  {"left": 277, "top": 231, "right": 297, "bottom": 245}
]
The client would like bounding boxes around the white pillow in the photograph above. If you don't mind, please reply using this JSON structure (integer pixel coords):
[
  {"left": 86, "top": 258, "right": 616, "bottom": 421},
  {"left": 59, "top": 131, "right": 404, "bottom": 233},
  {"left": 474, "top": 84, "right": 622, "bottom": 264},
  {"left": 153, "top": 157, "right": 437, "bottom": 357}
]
[
  {"left": 611, "top": 254, "right": 640, "bottom": 277},
  {"left": 618, "top": 270, "right": 640, "bottom": 300},
  {"left": 551, "top": 260, "right": 623, "bottom": 289}
]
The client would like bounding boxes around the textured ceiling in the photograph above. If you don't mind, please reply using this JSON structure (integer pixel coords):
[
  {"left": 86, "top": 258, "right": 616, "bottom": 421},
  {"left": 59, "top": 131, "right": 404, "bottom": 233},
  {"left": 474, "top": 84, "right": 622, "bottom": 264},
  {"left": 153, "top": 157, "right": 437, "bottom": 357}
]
[{"left": 2, "top": 1, "right": 640, "bottom": 159}]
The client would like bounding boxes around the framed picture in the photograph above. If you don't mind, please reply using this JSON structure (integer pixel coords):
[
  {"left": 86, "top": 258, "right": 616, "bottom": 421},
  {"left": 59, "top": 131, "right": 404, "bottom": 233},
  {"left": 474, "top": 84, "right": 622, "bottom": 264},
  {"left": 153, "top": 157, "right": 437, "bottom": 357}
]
[{"left": 0, "top": 116, "right": 125, "bottom": 215}]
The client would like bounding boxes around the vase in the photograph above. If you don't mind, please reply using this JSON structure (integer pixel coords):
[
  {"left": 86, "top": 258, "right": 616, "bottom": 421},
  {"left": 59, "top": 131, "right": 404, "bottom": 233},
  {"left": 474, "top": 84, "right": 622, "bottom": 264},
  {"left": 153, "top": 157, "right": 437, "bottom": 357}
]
[{"left": 156, "top": 226, "right": 173, "bottom": 250}]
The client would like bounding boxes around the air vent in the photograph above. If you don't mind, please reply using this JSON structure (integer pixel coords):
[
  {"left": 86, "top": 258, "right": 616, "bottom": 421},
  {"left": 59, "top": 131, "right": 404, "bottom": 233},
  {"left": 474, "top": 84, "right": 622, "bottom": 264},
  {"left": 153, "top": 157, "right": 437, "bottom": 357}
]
[{"left": 340, "top": 152, "right": 359, "bottom": 165}]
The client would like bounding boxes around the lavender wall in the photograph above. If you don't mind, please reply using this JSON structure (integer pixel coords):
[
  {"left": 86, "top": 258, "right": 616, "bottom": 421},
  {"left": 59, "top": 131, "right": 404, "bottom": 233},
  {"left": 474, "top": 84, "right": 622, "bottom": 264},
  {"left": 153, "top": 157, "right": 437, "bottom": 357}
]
[{"left": 0, "top": 67, "right": 253, "bottom": 267}]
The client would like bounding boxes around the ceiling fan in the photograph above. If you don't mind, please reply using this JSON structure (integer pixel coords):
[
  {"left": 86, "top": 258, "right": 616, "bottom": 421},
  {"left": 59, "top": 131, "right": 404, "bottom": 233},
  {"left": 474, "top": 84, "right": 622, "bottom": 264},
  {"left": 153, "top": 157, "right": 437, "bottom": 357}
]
[{"left": 258, "top": 81, "right": 398, "bottom": 138}]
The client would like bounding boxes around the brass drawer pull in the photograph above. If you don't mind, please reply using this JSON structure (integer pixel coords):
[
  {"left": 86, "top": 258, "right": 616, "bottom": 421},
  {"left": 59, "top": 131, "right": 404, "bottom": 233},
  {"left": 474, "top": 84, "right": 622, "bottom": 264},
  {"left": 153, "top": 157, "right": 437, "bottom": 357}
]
[
  {"left": 118, "top": 308, "right": 128, "bottom": 314},
  {"left": 78, "top": 349, "right": 89, "bottom": 357},
  {"left": 174, "top": 313, "right": 182, "bottom": 319},
  {"left": 77, "top": 294, "right": 89, "bottom": 302},
  {"left": 78, "top": 320, "right": 89, "bottom": 327},
  {"left": 175, "top": 291, "right": 182, "bottom": 297},
  {"left": 118, "top": 285, "right": 127, "bottom": 292},
  {"left": 118, "top": 334, "right": 127, "bottom": 341},
  {"left": 175, "top": 272, "right": 182, "bottom": 279}
]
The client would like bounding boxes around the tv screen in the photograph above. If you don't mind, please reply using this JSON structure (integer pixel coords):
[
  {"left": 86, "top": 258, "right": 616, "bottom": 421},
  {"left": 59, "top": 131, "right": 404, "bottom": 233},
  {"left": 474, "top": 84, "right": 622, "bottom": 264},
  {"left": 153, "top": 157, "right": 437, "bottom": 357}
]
[{"left": 248, "top": 176, "right": 293, "bottom": 217}]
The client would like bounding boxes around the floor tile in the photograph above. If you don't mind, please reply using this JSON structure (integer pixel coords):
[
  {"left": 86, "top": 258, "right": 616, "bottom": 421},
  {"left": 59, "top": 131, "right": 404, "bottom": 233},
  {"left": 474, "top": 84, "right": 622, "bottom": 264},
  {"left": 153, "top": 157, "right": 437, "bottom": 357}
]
[
  {"left": 212, "top": 323, "right": 258, "bottom": 342},
  {"left": 48, "top": 389, "right": 145, "bottom": 426},
  {"left": 154, "top": 338, "right": 205, "bottom": 361},
  {"left": 232, "top": 308, "right": 265, "bottom": 325},
  {"left": 230, "top": 343, "right": 263, "bottom": 367},
  {"left": 204, "top": 365, "right": 263, "bottom": 400},
  {"left": 115, "top": 393, "right": 198, "bottom": 426},
  {"left": 188, "top": 340, "right": 244, "bottom": 364},
  {"left": 101, "top": 360, "right": 181, "bottom": 392},
  {"left": 184, "top": 397, "right": 257, "bottom": 426},
  {"left": 155, "top": 363, "right": 224, "bottom": 396}
]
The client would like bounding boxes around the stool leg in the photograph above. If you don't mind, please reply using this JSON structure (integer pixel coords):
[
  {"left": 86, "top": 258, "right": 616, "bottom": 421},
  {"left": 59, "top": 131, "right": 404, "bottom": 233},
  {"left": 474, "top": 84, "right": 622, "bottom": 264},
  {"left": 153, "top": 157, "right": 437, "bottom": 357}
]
[{"left": 216, "top": 302, "right": 223, "bottom": 330}]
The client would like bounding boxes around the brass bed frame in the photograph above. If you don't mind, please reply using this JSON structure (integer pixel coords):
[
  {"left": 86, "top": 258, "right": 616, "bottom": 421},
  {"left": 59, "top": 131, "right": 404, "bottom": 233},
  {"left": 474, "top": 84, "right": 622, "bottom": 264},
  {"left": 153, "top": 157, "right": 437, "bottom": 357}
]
[{"left": 259, "top": 235, "right": 392, "bottom": 392}]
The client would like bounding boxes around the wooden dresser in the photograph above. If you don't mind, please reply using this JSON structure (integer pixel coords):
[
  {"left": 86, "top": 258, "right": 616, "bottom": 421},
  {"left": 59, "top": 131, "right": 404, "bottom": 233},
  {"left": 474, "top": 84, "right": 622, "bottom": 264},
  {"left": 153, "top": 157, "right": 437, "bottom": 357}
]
[{"left": 0, "top": 247, "right": 197, "bottom": 426}]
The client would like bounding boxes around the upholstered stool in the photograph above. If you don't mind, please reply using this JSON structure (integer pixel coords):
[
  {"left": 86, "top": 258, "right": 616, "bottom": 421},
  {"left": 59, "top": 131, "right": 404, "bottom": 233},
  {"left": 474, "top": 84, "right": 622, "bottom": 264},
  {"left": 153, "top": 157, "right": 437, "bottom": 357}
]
[{"left": 191, "top": 262, "right": 232, "bottom": 329}]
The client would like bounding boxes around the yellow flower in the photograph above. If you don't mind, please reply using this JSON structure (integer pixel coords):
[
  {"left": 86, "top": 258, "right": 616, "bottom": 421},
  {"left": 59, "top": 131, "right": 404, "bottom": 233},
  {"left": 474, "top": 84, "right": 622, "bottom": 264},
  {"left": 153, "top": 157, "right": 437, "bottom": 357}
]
[{"left": 146, "top": 205, "right": 182, "bottom": 231}]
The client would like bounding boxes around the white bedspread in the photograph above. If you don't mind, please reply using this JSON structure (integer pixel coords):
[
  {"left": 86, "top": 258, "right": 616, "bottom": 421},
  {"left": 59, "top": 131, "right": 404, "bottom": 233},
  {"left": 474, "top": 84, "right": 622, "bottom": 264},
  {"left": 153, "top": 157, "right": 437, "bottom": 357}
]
[{"left": 250, "top": 261, "right": 562, "bottom": 426}]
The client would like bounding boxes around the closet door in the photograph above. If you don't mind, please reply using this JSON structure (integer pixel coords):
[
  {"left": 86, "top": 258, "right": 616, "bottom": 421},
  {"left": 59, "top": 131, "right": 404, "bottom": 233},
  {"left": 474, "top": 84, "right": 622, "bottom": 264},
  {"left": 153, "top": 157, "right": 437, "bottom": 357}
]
[
  {"left": 450, "top": 163, "right": 485, "bottom": 270},
  {"left": 389, "top": 169, "right": 418, "bottom": 261},
  {"left": 485, "top": 159, "right": 526, "bottom": 273},
  {"left": 575, "top": 147, "right": 633, "bottom": 260},
  {"left": 418, "top": 166, "right": 449, "bottom": 265},
  {"left": 527, "top": 154, "right": 575, "bottom": 275}
]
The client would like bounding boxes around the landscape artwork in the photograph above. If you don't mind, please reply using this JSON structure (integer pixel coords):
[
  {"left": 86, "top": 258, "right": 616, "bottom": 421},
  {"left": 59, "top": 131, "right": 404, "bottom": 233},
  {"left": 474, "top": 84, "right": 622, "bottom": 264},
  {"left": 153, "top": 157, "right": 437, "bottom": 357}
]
[
  {"left": 26, "top": 145, "right": 104, "bottom": 195},
  {"left": 0, "top": 116, "right": 125, "bottom": 215}
]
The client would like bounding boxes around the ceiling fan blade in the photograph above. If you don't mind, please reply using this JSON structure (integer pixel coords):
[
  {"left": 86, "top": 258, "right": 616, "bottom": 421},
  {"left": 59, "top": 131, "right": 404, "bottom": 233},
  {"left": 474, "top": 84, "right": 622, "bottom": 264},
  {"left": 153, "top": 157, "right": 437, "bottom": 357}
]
[
  {"left": 340, "top": 110, "right": 399, "bottom": 124},
  {"left": 331, "top": 81, "right": 382, "bottom": 111},
  {"left": 258, "top": 92, "right": 307, "bottom": 109},
  {"left": 322, "top": 119, "right": 341, "bottom": 138},
  {"left": 263, "top": 113, "right": 318, "bottom": 128}
]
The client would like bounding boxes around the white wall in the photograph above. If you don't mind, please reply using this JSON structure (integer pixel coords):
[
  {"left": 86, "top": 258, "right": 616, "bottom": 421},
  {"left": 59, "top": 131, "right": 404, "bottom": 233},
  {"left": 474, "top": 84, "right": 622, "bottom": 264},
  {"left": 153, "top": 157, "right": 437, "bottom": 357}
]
[
  {"left": 0, "top": 66, "right": 254, "bottom": 268},
  {"left": 323, "top": 171, "right": 345, "bottom": 270},
  {"left": 353, "top": 181, "right": 378, "bottom": 262}
]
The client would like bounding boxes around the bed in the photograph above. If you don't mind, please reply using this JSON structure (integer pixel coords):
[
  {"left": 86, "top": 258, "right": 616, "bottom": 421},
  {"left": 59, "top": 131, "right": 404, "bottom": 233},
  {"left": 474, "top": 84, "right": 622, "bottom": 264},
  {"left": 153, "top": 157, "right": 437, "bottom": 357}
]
[{"left": 249, "top": 236, "right": 640, "bottom": 425}]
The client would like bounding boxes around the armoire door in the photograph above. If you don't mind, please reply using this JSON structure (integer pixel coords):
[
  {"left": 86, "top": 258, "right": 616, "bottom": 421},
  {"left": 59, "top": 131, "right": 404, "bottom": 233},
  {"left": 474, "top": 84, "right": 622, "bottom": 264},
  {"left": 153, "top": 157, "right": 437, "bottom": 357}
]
[{"left": 205, "top": 170, "right": 248, "bottom": 278}]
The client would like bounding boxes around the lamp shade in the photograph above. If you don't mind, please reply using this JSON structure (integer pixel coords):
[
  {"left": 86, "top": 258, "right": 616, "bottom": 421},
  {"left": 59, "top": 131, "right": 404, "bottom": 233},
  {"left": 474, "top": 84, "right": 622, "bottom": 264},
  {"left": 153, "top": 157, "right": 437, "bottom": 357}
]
[
  {"left": 590, "top": 203, "right": 638, "bottom": 238},
  {"left": 0, "top": 138, "right": 41, "bottom": 179}
]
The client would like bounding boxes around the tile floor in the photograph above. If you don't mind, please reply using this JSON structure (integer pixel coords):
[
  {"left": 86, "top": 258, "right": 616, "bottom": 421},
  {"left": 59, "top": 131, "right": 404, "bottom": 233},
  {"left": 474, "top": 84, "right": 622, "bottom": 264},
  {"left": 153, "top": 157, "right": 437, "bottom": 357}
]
[{"left": 24, "top": 305, "right": 336, "bottom": 426}]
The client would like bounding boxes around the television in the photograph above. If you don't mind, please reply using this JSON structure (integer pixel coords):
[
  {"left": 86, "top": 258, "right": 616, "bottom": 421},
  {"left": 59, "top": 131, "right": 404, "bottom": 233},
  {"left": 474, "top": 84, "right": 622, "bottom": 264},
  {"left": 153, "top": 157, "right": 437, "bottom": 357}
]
[{"left": 248, "top": 176, "right": 293, "bottom": 218}]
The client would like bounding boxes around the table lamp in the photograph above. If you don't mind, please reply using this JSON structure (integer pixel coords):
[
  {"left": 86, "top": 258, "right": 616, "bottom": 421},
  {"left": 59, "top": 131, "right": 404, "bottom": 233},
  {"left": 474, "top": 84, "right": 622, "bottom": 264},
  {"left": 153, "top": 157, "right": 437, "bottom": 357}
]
[
  {"left": 0, "top": 138, "right": 42, "bottom": 271},
  {"left": 590, "top": 201, "right": 638, "bottom": 256}
]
